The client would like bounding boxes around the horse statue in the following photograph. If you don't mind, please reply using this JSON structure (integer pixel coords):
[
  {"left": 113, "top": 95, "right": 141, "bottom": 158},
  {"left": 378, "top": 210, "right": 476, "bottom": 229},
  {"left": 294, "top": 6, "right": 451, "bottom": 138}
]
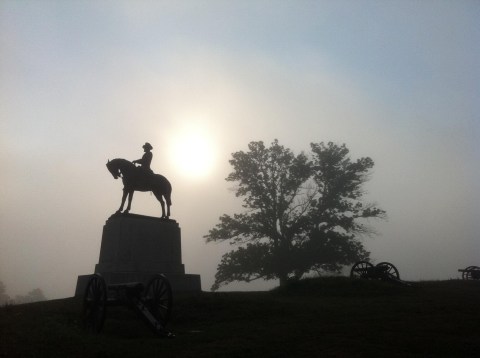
[{"left": 106, "top": 158, "right": 172, "bottom": 218}]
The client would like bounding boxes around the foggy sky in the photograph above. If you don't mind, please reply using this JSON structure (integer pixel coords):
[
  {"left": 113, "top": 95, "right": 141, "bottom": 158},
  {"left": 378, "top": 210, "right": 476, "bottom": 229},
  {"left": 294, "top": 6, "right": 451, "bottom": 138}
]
[{"left": 1, "top": 1, "right": 479, "bottom": 299}]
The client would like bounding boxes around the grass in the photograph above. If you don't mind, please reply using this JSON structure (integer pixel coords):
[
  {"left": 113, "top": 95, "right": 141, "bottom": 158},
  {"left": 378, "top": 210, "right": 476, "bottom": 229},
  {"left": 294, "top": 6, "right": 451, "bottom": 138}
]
[{"left": 1, "top": 277, "right": 480, "bottom": 357}]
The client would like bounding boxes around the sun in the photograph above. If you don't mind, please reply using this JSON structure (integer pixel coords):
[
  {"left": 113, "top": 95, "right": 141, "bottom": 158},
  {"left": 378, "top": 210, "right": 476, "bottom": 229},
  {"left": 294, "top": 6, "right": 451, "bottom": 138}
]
[{"left": 168, "top": 128, "right": 217, "bottom": 179}]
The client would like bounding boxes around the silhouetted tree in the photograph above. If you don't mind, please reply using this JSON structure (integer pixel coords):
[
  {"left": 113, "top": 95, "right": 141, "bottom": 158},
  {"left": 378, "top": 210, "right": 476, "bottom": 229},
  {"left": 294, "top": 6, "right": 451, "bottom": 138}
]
[
  {"left": 205, "top": 140, "right": 385, "bottom": 290},
  {"left": 0, "top": 281, "right": 10, "bottom": 305},
  {"left": 14, "top": 288, "right": 46, "bottom": 304}
]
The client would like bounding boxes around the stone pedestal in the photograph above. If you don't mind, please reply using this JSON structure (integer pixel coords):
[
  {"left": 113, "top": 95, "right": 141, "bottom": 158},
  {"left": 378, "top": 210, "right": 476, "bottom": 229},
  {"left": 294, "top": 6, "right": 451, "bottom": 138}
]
[{"left": 75, "top": 213, "right": 201, "bottom": 296}]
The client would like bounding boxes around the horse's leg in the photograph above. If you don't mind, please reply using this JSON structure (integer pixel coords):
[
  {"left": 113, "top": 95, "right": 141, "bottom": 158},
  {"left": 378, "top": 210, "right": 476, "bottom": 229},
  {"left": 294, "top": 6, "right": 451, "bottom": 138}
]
[
  {"left": 166, "top": 197, "right": 170, "bottom": 218},
  {"left": 117, "top": 188, "right": 128, "bottom": 213},
  {"left": 153, "top": 191, "right": 166, "bottom": 218},
  {"left": 165, "top": 193, "right": 171, "bottom": 218},
  {"left": 124, "top": 190, "right": 134, "bottom": 213}
]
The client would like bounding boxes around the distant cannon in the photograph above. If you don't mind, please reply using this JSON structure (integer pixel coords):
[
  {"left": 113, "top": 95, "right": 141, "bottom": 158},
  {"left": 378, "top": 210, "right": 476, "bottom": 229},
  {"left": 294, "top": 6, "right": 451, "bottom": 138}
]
[
  {"left": 458, "top": 266, "right": 480, "bottom": 280},
  {"left": 350, "top": 261, "right": 410, "bottom": 286},
  {"left": 82, "top": 273, "right": 173, "bottom": 337}
]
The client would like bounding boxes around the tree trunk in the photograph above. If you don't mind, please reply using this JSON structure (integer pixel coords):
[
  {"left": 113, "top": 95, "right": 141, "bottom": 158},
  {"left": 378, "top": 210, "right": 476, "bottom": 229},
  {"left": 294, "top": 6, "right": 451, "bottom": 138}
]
[{"left": 278, "top": 273, "right": 289, "bottom": 287}]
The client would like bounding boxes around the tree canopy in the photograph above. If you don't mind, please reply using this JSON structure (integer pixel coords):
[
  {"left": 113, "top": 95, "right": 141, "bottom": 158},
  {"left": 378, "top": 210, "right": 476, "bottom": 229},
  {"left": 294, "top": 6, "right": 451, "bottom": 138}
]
[{"left": 205, "top": 140, "right": 386, "bottom": 290}]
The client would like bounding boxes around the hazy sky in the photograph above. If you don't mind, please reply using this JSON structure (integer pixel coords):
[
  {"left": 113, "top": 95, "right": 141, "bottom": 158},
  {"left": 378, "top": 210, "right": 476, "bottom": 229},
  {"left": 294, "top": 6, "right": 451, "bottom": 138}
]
[{"left": 1, "top": 1, "right": 479, "bottom": 299}]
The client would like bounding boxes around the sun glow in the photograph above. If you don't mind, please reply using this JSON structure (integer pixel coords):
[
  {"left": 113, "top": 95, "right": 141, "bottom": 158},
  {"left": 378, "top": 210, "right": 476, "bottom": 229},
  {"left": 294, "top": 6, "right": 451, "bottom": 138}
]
[{"left": 168, "top": 125, "right": 217, "bottom": 179}]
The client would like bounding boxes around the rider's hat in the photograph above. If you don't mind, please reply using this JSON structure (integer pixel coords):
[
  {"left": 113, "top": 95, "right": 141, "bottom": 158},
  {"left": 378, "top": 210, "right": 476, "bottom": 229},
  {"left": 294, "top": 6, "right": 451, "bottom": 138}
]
[{"left": 143, "top": 142, "right": 153, "bottom": 150}]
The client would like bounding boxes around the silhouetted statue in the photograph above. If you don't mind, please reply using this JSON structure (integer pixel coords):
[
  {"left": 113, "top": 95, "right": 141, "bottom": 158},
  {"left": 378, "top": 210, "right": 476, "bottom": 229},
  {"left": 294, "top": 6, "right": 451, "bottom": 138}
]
[
  {"left": 106, "top": 157, "right": 172, "bottom": 218},
  {"left": 132, "top": 142, "right": 154, "bottom": 175}
]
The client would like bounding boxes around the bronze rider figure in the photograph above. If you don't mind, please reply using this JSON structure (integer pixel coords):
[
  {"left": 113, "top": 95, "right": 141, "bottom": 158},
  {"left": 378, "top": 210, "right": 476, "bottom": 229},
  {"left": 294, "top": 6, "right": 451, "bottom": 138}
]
[{"left": 133, "top": 142, "right": 154, "bottom": 175}]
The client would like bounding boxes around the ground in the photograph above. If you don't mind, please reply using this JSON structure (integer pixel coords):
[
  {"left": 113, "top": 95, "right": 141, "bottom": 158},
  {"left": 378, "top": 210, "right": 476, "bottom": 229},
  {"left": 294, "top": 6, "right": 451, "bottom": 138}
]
[{"left": 1, "top": 278, "right": 479, "bottom": 357}]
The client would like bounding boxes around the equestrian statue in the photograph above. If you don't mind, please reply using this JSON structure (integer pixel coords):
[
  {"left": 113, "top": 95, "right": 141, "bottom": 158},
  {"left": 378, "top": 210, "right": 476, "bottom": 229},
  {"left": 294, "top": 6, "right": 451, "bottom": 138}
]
[{"left": 106, "top": 142, "right": 172, "bottom": 218}]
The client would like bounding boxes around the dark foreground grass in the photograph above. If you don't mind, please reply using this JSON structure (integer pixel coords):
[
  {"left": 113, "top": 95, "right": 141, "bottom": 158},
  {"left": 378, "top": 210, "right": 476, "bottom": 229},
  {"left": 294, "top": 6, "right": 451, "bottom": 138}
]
[{"left": 1, "top": 278, "right": 480, "bottom": 357}]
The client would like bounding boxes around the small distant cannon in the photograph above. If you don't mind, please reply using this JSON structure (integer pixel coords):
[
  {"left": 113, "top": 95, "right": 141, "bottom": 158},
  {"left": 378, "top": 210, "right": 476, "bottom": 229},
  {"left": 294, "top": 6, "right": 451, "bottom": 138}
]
[
  {"left": 350, "top": 261, "right": 409, "bottom": 285},
  {"left": 82, "top": 273, "right": 173, "bottom": 337},
  {"left": 458, "top": 266, "right": 480, "bottom": 280}
]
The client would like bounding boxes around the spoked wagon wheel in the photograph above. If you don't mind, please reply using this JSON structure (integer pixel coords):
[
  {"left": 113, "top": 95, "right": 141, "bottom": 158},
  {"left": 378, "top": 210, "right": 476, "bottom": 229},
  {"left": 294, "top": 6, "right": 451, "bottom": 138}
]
[
  {"left": 462, "top": 266, "right": 480, "bottom": 280},
  {"left": 376, "top": 262, "right": 400, "bottom": 280},
  {"left": 350, "top": 261, "right": 374, "bottom": 279},
  {"left": 83, "top": 274, "right": 107, "bottom": 333},
  {"left": 144, "top": 274, "right": 173, "bottom": 326}
]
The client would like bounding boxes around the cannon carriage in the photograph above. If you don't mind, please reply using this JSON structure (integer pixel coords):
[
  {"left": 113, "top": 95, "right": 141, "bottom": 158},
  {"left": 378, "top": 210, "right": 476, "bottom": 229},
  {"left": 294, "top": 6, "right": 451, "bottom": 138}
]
[
  {"left": 350, "top": 261, "right": 410, "bottom": 286},
  {"left": 82, "top": 273, "right": 173, "bottom": 337},
  {"left": 458, "top": 266, "right": 480, "bottom": 280}
]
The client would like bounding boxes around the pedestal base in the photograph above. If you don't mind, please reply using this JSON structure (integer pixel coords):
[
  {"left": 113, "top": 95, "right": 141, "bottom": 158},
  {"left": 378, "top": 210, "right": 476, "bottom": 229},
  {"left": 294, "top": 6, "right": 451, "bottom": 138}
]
[
  {"left": 75, "top": 213, "right": 201, "bottom": 295},
  {"left": 75, "top": 272, "right": 201, "bottom": 296}
]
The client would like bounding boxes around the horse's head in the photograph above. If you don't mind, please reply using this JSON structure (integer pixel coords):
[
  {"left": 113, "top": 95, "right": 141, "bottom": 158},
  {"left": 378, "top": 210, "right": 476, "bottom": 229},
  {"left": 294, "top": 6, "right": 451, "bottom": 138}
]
[{"left": 106, "top": 159, "right": 120, "bottom": 179}]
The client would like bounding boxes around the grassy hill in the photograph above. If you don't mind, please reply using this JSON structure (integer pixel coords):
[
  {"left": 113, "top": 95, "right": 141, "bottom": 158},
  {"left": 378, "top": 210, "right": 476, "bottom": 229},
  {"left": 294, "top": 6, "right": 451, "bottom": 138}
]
[{"left": 1, "top": 278, "right": 480, "bottom": 357}]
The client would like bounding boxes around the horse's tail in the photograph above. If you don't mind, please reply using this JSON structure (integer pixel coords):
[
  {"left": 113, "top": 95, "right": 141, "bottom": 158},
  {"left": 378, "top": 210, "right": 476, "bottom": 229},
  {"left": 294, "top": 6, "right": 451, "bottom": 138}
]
[{"left": 166, "top": 193, "right": 172, "bottom": 206}]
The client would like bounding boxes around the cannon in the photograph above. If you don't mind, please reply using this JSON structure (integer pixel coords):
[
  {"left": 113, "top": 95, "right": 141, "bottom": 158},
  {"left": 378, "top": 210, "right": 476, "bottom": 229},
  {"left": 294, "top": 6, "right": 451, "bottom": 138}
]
[
  {"left": 82, "top": 273, "right": 173, "bottom": 337},
  {"left": 350, "top": 261, "right": 410, "bottom": 286},
  {"left": 458, "top": 266, "right": 480, "bottom": 280}
]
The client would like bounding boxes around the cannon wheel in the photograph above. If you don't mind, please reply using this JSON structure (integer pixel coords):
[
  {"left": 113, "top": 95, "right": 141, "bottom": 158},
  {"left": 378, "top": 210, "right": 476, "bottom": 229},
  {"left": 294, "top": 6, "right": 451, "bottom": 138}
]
[
  {"left": 144, "top": 274, "right": 173, "bottom": 326},
  {"left": 350, "top": 261, "right": 374, "bottom": 279},
  {"left": 83, "top": 274, "right": 107, "bottom": 333},
  {"left": 376, "top": 262, "right": 400, "bottom": 280},
  {"left": 462, "top": 266, "right": 480, "bottom": 280}
]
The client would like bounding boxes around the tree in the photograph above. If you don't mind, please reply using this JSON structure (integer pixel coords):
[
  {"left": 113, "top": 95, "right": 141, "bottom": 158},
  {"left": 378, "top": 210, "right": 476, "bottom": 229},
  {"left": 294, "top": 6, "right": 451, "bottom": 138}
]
[
  {"left": 0, "top": 281, "right": 10, "bottom": 305},
  {"left": 14, "top": 288, "right": 47, "bottom": 304},
  {"left": 205, "top": 140, "right": 385, "bottom": 290}
]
